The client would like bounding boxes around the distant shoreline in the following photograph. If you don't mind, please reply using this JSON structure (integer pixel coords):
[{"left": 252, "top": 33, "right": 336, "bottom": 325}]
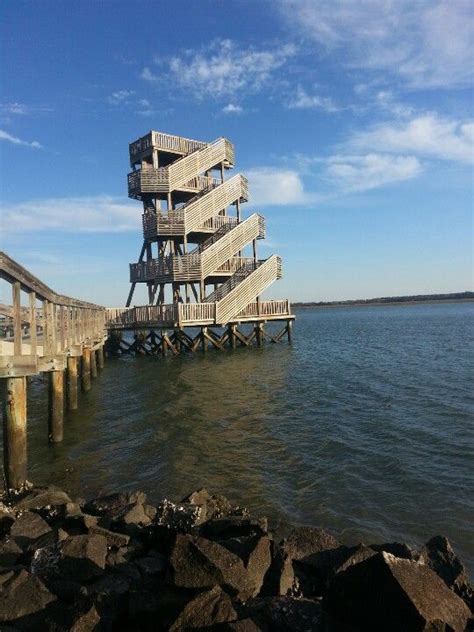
[{"left": 292, "top": 292, "right": 474, "bottom": 309}]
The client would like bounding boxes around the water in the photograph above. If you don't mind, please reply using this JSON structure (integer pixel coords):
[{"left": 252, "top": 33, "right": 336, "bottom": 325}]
[{"left": 6, "top": 302, "right": 474, "bottom": 569}]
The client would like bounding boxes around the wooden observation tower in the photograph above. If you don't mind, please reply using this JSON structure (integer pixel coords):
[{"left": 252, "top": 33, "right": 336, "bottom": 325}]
[{"left": 108, "top": 130, "right": 294, "bottom": 354}]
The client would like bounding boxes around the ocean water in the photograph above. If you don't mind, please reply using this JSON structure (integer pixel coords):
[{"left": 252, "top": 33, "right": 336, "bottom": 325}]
[{"left": 7, "top": 302, "right": 474, "bottom": 569}]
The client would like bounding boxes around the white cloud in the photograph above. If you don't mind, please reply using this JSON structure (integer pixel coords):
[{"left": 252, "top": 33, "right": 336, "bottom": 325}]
[
  {"left": 0, "top": 196, "right": 139, "bottom": 234},
  {"left": 107, "top": 90, "right": 135, "bottom": 105},
  {"left": 325, "top": 154, "right": 423, "bottom": 192},
  {"left": 146, "top": 39, "right": 297, "bottom": 99},
  {"left": 0, "top": 129, "right": 42, "bottom": 149},
  {"left": 246, "top": 168, "right": 307, "bottom": 205},
  {"left": 279, "top": 0, "right": 474, "bottom": 88},
  {"left": 222, "top": 103, "right": 243, "bottom": 114},
  {"left": 350, "top": 114, "right": 474, "bottom": 164},
  {"left": 286, "top": 86, "right": 340, "bottom": 112}
]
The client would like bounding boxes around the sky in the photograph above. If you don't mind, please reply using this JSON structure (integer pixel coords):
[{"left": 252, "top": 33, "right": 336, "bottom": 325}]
[{"left": 1, "top": 0, "right": 473, "bottom": 305}]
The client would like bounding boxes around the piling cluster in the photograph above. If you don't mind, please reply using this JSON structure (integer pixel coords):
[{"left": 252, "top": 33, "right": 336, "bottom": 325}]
[{"left": 0, "top": 485, "right": 472, "bottom": 631}]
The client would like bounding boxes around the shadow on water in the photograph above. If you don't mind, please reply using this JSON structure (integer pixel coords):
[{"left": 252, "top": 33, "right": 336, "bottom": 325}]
[{"left": 1, "top": 303, "right": 473, "bottom": 571}]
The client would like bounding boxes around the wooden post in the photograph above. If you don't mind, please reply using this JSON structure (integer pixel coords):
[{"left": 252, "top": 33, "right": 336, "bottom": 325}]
[
  {"left": 201, "top": 327, "right": 207, "bottom": 353},
  {"left": 97, "top": 345, "right": 105, "bottom": 369},
  {"left": 48, "top": 370, "right": 64, "bottom": 443},
  {"left": 90, "top": 349, "right": 98, "bottom": 378},
  {"left": 287, "top": 319, "right": 293, "bottom": 343},
  {"left": 255, "top": 323, "right": 263, "bottom": 347},
  {"left": 229, "top": 324, "right": 236, "bottom": 349},
  {"left": 67, "top": 356, "right": 79, "bottom": 410},
  {"left": 81, "top": 348, "right": 91, "bottom": 392},
  {"left": 12, "top": 282, "right": 22, "bottom": 356},
  {"left": 2, "top": 376, "right": 27, "bottom": 490}
]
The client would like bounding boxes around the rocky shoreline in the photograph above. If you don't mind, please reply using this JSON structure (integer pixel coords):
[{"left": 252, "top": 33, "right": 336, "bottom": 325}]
[{"left": 0, "top": 484, "right": 472, "bottom": 631}]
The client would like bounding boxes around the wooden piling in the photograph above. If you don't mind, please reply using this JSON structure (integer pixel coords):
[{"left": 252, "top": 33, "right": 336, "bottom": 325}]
[
  {"left": 48, "top": 370, "right": 64, "bottom": 443},
  {"left": 97, "top": 345, "right": 105, "bottom": 369},
  {"left": 2, "top": 376, "right": 27, "bottom": 490},
  {"left": 67, "top": 356, "right": 79, "bottom": 410},
  {"left": 90, "top": 349, "right": 98, "bottom": 378},
  {"left": 81, "top": 347, "right": 91, "bottom": 392},
  {"left": 255, "top": 323, "right": 263, "bottom": 347},
  {"left": 201, "top": 327, "right": 207, "bottom": 353},
  {"left": 287, "top": 319, "right": 293, "bottom": 343}
]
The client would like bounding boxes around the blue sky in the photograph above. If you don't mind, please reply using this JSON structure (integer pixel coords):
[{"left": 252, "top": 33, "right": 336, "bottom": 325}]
[{"left": 1, "top": 0, "right": 473, "bottom": 305}]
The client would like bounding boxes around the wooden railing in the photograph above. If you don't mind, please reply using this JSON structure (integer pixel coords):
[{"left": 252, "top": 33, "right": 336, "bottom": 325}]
[
  {"left": 129, "top": 131, "right": 208, "bottom": 165},
  {"left": 0, "top": 252, "right": 106, "bottom": 377},
  {"left": 128, "top": 168, "right": 221, "bottom": 199},
  {"left": 215, "top": 256, "right": 283, "bottom": 324},
  {"left": 235, "top": 300, "right": 291, "bottom": 319}
]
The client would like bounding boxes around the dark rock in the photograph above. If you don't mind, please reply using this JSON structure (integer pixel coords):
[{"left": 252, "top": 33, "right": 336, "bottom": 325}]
[
  {"left": 201, "top": 516, "right": 268, "bottom": 540},
  {"left": 169, "top": 534, "right": 255, "bottom": 601},
  {"left": 0, "top": 505, "right": 15, "bottom": 537},
  {"left": 69, "top": 603, "right": 101, "bottom": 632},
  {"left": 329, "top": 544, "right": 377, "bottom": 576},
  {"left": 58, "top": 534, "right": 107, "bottom": 582},
  {"left": 0, "top": 568, "right": 56, "bottom": 624},
  {"left": 111, "top": 501, "right": 151, "bottom": 527},
  {"left": 218, "top": 619, "right": 262, "bottom": 631},
  {"left": 326, "top": 551, "right": 471, "bottom": 631},
  {"left": 155, "top": 498, "right": 207, "bottom": 531},
  {"left": 128, "top": 581, "right": 189, "bottom": 631},
  {"left": 170, "top": 585, "right": 237, "bottom": 631},
  {"left": 0, "top": 538, "right": 23, "bottom": 567},
  {"left": 83, "top": 491, "right": 146, "bottom": 517},
  {"left": 280, "top": 526, "right": 339, "bottom": 561},
  {"left": 9, "top": 512, "right": 52, "bottom": 547},
  {"left": 135, "top": 553, "right": 166, "bottom": 575},
  {"left": 184, "top": 489, "right": 250, "bottom": 521},
  {"left": 369, "top": 541, "right": 418, "bottom": 560},
  {"left": 88, "top": 524, "right": 130, "bottom": 548},
  {"left": 14, "top": 487, "right": 72, "bottom": 511},
  {"left": 86, "top": 573, "right": 130, "bottom": 596},
  {"left": 422, "top": 535, "right": 473, "bottom": 610},
  {"left": 240, "top": 597, "right": 325, "bottom": 631}
]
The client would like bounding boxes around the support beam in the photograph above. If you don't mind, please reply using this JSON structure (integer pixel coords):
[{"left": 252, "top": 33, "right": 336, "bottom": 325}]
[
  {"left": 48, "top": 370, "right": 64, "bottom": 443},
  {"left": 81, "top": 347, "right": 91, "bottom": 392},
  {"left": 2, "top": 376, "right": 27, "bottom": 490},
  {"left": 97, "top": 345, "right": 105, "bottom": 369},
  {"left": 287, "top": 319, "right": 293, "bottom": 343},
  {"left": 90, "top": 349, "right": 98, "bottom": 378},
  {"left": 67, "top": 356, "right": 79, "bottom": 410}
]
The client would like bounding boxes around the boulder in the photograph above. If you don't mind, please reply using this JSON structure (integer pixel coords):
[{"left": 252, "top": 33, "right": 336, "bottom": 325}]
[
  {"left": 88, "top": 524, "right": 130, "bottom": 548},
  {"left": 135, "top": 553, "right": 166, "bottom": 575},
  {"left": 0, "top": 505, "right": 15, "bottom": 537},
  {"left": 369, "top": 541, "right": 418, "bottom": 560},
  {"left": 83, "top": 491, "right": 146, "bottom": 517},
  {"left": 14, "top": 487, "right": 72, "bottom": 511},
  {"left": 169, "top": 585, "right": 237, "bottom": 631},
  {"left": 201, "top": 516, "right": 268, "bottom": 540},
  {"left": 240, "top": 596, "right": 325, "bottom": 631},
  {"left": 58, "top": 534, "right": 107, "bottom": 582},
  {"left": 9, "top": 511, "right": 52, "bottom": 547},
  {"left": 280, "top": 526, "right": 340, "bottom": 561},
  {"left": 69, "top": 603, "right": 101, "bottom": 632},
  {"left": 111, "top": 501, "right": 151, "bottom": 527},
  {"left": 155, "top": 498, "right": 206, "bottom": 531},
  {"left": 183, "top": 489, "right": 250, "bottom": 522},
  {"left": 422, "top": 535, "right": 473, "bottom": 609},
  {"left": 326, "top": 551, "right": 471, "bottom": 631},
  {"left": 0, "top": 538, "right": 23, "bottom": 567},
  {"left": 169, "top": 533, "right": 268, "bottom": 601},
  {"left": 0, "top": 568, "right": 56, "bottom": 624}
]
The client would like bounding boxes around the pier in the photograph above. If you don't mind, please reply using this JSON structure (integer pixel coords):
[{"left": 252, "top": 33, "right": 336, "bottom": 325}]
[{"left": 0, "top": 129, "right": 294, "bottom": 490}]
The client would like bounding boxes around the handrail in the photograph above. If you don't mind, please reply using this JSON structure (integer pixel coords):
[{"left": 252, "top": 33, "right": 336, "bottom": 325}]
[{"left": 0, "top": 252, "right": 103, "bottom": 309}]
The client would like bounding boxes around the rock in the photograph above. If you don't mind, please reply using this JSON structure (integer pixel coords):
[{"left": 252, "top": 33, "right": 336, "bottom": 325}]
[
  {"left": 330, "top": 544, "right": 377, "bottom": 576},
  {"left": 86, "top": 573, "right": 130, "bottom": 596},
  {"left": 241, "top": 597, "right": 325, "bottom": 631},
  {"left": 170, "top": 585, "right": 237, "bottom": 631},
  {"left": 88, "top": 524, "right": 130, "bottom": 548},
  {"left": 143, "top": 504, "right": 157, "bottom": 520},
  {"left": 155, "top": 498, "right": 207, "bottom": 531},
  {"left": 58, "top": 534, "right": 107, "bottom": 582},
  {"left": 218, "top": 619, "right": 262, "bottom": 631},
  {"left": 0, "top": 538, "right": 23, "bottom": 567},
  {"left": 0, "top": 505, "right": 15, "bottom": 537},
  {"left": 14, "top": 487, "right": 72, "bottom": 511},
  {"left": 326, "top": 551, "right": 471, "bottom": 631},
  {"left": 169, "top": 534, "right": 255, "bottom": 601},
  {"left": 370, "top": 541, "right": 418, "bottom": 560},
  {"left": 280, "top": 526, "right": 340, "bottom": 561},
  {"left": 83, "top": 491, "right": 146, "bottom": 517},
  {"left": 0, "top": 568, "right": 56, "bottom": 623},
  {"left": 128, "top": 582, "right": 189, "bottom": 630},
  {"left": 184, "top": 489, "right": 250, "bottom": 521},
  {"left": 422, "top": 535, "right": 473, "bottom": 609},
  {"left": 112, "top": 502, "right": 151, "bottom": 527},
  {"left": 201, "top": 516, "right": 268, "bottom": 540},
  {"left": 9, "top": 511, "right": 52, "bottom": 547},
  {"left": 69, "top": 603, "right": 101, "bottom": 632},
  {"left": 135, "top": 553, "right": 166, "bottom": 575}
]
